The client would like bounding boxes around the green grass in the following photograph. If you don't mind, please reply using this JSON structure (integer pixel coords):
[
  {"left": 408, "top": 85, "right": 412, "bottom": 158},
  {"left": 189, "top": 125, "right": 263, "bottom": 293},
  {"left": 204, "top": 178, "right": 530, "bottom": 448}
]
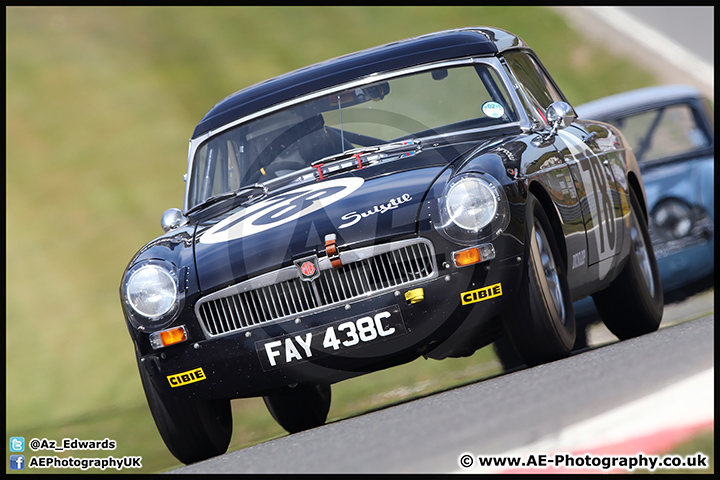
[
  {"left": 7, "top": 6, "right": 656, "bottom": 473},
  {"left": 635, "top": 428, "right": 714, "bottom": 474},
  {"left": 6, "top": 348, "right": 502, "bottom": 473}
]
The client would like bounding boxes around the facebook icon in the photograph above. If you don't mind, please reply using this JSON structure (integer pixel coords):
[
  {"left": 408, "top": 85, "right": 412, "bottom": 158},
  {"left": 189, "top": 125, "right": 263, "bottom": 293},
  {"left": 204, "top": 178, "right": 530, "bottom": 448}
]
[{"left": 9, "top": 455, "right": 25, "bottom": 470}]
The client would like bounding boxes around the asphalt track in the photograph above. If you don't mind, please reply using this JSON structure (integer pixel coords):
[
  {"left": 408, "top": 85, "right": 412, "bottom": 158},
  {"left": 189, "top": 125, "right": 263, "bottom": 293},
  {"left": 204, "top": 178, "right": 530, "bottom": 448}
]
[{"left": 173, "top": 313, "right": 713, "bottom": 474}]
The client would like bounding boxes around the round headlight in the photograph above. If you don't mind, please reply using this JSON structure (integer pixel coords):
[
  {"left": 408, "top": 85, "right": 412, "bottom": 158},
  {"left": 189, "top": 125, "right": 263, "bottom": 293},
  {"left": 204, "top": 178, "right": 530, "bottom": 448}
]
[
  {"left": 122, "top": 260, "right": 181, "bottom": 330},
  {"left": 651, "top": 199, "right": 693, "bottom": 240},
  {"left": 127, "top": 265, "right": 177, "bottom": 317},
  {"left": 445, "top": 176, "right": 498, "bottom": 232},
  {"left": 437, "top": 172, "right": 509, "bottom": 245}
]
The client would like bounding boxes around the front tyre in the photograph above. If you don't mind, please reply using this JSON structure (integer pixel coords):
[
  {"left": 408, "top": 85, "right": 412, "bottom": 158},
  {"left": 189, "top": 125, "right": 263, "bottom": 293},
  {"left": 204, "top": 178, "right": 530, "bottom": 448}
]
[
  {"left": 592, "top": 188, "right": 663, "bottom": 339},
  {"left": 263, "top": 383, "right": 331, "bottom": 434},
  {"left": 137, "top": 355, "right": 232, "bottom": 465},
  {"left": 502, "top": 192, "right": 576, "bottom": 366}
]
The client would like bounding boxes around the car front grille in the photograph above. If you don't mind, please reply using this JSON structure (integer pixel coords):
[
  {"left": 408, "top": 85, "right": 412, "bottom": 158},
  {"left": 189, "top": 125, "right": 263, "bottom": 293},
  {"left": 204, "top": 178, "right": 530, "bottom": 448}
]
[{"left": 195, "top": 238, "right": 437, "bottom": 337}]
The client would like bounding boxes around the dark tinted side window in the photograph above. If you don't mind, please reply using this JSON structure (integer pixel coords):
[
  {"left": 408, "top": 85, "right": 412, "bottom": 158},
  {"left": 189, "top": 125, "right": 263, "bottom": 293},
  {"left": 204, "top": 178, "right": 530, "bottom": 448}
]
[{"left": 504, "top": 51, "right": 565, "bottom": 124}]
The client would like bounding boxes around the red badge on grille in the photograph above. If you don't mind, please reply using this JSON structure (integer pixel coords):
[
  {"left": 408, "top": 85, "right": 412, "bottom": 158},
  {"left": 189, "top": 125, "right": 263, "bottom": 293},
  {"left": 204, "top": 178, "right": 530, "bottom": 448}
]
[
  {"left": 295, "top": 256, "right": 320, "bottom": 282},
  {"left": 300, "top": 261, "right": 316, "bottom": 277}
]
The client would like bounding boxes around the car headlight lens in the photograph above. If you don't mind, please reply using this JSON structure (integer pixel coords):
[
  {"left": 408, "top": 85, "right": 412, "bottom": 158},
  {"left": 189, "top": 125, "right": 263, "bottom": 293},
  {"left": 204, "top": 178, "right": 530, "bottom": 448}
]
[
  {"left": 122, "top": 260, "right": 181, "bottom": 331},
  {"left": 446, "top": 177, "right": 498, "bottom": 232},
  {"left": 651, "top": 199, "right": 693, "bottom": 240},
  {"left": 437, "top": 173, "right": 509, "bottom": 244},
  {"left": 128, "top": 266, "right": 176, "bottom": 317}
]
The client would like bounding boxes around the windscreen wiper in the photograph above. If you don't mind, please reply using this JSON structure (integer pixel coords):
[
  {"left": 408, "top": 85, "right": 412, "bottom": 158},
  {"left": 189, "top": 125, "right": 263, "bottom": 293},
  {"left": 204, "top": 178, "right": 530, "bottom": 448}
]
[
  {"left": 310, "top": 140, "right": 422, "bottom": 180},
  {"left": 185, "top": 183, "right": 268, "bottom": 216}
]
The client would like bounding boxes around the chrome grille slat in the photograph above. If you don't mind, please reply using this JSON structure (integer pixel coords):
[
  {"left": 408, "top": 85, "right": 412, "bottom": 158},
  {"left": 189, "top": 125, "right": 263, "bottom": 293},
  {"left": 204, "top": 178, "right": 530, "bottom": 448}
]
[
  {"left": 219, "top": 298, "right": 231, "bottom": 333},
  {"left": 347, "top": 262, "right": 361, "bottom": 296},
  {"left": 228, "top": 297, "right": 240, "bottom": 331},
  {"left": 237, "top": 294, "right": 250, "bottom": 328},
  {"left": 208, "top": 303, "right": 220, "bottom": 335},
  {"left": 389, "top": 249, "right": 402, "bottom": 284},
  {"left": 335, "top": 267, "right": 349, "bottom": 299},
  {"left": 294, "top": 281, "right": 306, "bottom": 311},
  {"left": 249, "top": 290, "right": 263, "bottom": 324},
  {"left": 272, "top": 284, "right": 286, "bottom": 318},
  {"left": 236, "top": 297, "right": 248, "bottom": 328},
  {"left": 359, "top": 258, "right": 373, "bottom": 292},
  {"left": 261, "top": 288, "right": 276, "bottom": 321},
  {"left": 369, "top": 256, "right": 382, "bottom": 289},
  {"left": 409, "top": 244, "right": 422, "bottom": 278},
  {"left": 200, "top": 304, "right": 212, "bottom": 335},
  {"left": 196, "top": 238, "right": 437, "bottom": 338},
  {"left": 399, "top": 247, "right": 414, "bottom": 281},
  {"left": 281, "top": 281, "right": 296, "bottom": 315}
]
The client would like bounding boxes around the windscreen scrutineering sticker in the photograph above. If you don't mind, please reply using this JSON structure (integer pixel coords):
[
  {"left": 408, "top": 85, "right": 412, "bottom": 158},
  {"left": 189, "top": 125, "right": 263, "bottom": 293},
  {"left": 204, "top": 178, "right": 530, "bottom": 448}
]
[
  {"left": 482, "top": 101, "right": 505, "bottom": 118},
  {"left": 200, "top": 177, "right": 364, "bottom": 244}
]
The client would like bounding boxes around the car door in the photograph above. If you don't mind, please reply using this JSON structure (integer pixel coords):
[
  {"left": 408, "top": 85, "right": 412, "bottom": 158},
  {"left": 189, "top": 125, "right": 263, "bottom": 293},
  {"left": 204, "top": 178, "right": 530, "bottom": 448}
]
[
  {"left": 556, "top": 123, "right": 626, "bottom": 282},
  {"left": 502, "top": 50, "right": 626, "bottom": 287}
]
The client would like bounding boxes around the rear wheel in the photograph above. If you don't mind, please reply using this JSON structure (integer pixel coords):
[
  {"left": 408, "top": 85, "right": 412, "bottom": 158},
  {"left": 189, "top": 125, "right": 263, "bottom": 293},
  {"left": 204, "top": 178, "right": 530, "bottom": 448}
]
[
  {"left": 592, "top": 188, "right": 663, "bottom": 339},
  {"left": 137, "top": 357, "right": 232, "bottom": 465},
  {"left": 263, "top": 383, "right": 331, "bottom": 433},
  {"left": 502, "top": 192, "right": 576, "bottom": 367}
]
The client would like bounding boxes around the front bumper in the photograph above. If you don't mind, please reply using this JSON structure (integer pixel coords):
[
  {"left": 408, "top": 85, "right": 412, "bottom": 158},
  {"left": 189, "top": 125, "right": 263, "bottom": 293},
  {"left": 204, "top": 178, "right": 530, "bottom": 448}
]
[{"left": 137, "top": 234, "right": 524, "bottom": 401}]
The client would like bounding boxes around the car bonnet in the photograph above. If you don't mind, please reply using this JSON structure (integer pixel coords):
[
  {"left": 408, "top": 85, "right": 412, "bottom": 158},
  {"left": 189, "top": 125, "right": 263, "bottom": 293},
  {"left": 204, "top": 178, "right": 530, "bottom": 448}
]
[{"left": 192, "top": 145, "right": 461, "bottom": 292}]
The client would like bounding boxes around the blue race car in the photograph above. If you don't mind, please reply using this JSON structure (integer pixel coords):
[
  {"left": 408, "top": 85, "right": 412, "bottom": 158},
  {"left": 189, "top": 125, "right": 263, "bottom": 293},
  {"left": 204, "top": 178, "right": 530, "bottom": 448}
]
[{"left": 576, "top": 85, "right": 714, "bottom": 292}]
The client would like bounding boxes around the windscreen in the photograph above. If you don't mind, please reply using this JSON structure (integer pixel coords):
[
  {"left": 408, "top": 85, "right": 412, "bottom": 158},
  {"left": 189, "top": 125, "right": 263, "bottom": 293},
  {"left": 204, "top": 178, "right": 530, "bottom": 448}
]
[{"left": 187, "top": 62, "right": 518, "bottom": 209}]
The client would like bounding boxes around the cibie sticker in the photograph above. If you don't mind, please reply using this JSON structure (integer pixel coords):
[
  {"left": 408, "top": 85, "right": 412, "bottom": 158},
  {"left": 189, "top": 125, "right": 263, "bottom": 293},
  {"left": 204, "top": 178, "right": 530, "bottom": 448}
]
[
  {"left": 167, "top": 367, "right": 206, "bottom": 388},
  {"left": 460, "top": 282, "right": 502, "bottom": 305},
  {"left": 200, "top": 177, "right": 364, "bottom": 244},
  {"left": 482, "top": 101, "right": 505, "bottom": 118}
]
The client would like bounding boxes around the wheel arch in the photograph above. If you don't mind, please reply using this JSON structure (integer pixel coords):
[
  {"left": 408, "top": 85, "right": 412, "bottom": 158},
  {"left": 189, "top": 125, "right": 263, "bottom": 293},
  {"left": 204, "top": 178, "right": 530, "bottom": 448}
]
[
  {"left": 627, "top": 171, "right": 649, "bottom": 223},
  {"left": 528, "top": 181, "right": 569, "bottom": 272}
]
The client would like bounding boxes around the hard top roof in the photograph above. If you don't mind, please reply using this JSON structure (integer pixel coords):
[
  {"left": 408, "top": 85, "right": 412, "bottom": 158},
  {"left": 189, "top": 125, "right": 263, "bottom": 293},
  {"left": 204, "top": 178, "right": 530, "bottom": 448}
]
[
  {"left": 576, "top": 84, "right": 704, "bottom": 121},
  {"left": 192, "top": 27, "right": 525, "bottom": 138}
]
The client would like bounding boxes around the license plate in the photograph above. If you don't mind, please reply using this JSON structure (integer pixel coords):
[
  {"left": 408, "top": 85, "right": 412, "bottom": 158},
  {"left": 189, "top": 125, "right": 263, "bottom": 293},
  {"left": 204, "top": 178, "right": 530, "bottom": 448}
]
[{"left": 255, "top": 305, "right": 406, "bottom": 371}]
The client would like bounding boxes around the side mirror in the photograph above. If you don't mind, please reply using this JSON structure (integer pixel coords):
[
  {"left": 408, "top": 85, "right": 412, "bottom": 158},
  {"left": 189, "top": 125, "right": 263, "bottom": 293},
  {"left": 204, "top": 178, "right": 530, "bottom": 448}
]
[
  {"left": 546, "top": 101, "right": 577, "bottom": 131},
  {"left": 532, "top": 102, "right": 578, "bottom": 147},
  {"left": 161, "top": 208, "right": 185, "bottom": 232}
]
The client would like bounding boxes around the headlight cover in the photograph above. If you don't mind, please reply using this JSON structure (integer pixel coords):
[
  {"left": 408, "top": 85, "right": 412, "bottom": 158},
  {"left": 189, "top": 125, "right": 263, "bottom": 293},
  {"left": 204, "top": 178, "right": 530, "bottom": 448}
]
[
  {"left": 437, "top": 173, "right": 510, "bottom": 244},
  {"left": 122, "top": 259, "right": 183, "bottom": 331}
]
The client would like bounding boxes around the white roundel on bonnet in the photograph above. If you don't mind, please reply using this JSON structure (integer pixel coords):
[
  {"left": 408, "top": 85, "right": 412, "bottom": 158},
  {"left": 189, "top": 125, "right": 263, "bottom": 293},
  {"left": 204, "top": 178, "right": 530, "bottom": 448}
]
[{"left": 200, "top": 177, "right": 365, "bottom": 244}]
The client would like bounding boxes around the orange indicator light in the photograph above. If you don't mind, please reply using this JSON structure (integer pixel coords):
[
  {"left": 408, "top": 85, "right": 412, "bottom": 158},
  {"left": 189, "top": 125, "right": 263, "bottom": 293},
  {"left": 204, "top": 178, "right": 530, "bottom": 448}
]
[
  {"left": 452, "top": 244, "right": 496, "bottom": 268},
  {"left": 150, "top": 326, "right": 188, "bottom": 349},
  {"left": 160, "top": 326, "right": 187, "bottom": 346},
  {"left": 454, "top": 247, "right": 482, "bottom": 266}
]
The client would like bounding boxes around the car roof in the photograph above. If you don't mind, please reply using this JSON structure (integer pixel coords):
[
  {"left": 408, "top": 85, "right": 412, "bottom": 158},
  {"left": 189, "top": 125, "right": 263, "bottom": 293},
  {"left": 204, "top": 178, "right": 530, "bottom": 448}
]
[
  {"left": 576, "top": 84, "right": 703, "bottom": 121},
  {"left": 192, "top": 27, "right": 526, "bottom": 138}
]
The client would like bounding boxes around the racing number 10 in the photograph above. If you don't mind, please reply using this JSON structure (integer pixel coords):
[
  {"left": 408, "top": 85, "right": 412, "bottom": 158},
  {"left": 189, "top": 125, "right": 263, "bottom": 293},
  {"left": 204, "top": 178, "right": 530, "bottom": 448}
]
[
  {"left": 558, "top": 129, "right": 617, "bottom": 258},
  {"left": 580, "top": 157, "right": 616, "bottom": 254}
]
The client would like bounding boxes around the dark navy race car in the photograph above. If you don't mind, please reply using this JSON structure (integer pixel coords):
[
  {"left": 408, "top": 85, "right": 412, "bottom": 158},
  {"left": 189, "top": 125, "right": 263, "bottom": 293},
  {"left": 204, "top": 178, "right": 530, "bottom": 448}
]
[{"left": 120, "top": 27, "right": 663, "bottom": 464}]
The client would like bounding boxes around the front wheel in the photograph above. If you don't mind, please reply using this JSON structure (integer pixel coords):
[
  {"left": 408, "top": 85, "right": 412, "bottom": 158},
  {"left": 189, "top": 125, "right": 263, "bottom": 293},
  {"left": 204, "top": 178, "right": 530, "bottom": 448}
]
[
  {"left": 137, "top": 356, "right": 232, "bottom": 465},
  {"left": 263, "top": 383, "right": 331, "bottom": 434},
  {"left": 502, "top": 192, "right": 576, "bottom": 367},
  {"left": 592, "top": 188, "right": 663, "bottom": 339}
]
